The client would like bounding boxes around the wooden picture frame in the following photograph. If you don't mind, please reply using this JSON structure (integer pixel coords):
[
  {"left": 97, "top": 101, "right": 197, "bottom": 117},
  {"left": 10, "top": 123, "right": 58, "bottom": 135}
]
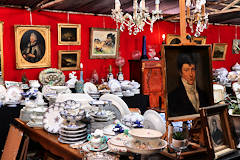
[
  {"left": 192, "top": 36, "right": 206, "bottom": 45},
  {"left": 58, "top": 50, "right": 81, "bottom": 71},
  {"left": 15, "top": 25, "right": 51, "bottom": 69},
  {"left": 200, "top": 104, "right": 236, "bottom": 159},
  {"left": 166, "top": 34, "right": 181, "bottom": 45},
  {"left": 232, "top": 39, "right": 240, "bottom": 54},
  {"left": 162, "top": 45, "right": 214, "bottom": 121},
  {"left": 89, "top": 28, "right": 120, "bottom": 59},
  {"left": 212, "top": 43, "right": 228, "bottom": 61},
  {"left": 58, "top": 23, "right": 81, "bottom": 45}
]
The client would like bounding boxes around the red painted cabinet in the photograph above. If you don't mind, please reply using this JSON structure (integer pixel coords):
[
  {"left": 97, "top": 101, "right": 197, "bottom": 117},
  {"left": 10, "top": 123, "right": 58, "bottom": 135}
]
[{"left": 129, "top": 60, "right": 164, "bottom": 109}]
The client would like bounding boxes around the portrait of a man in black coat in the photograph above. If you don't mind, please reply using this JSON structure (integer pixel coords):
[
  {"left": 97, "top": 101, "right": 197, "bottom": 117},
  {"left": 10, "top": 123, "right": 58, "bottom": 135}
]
[
  {"left": 210, "top": 118, "right": 224, "bottom": 146},
  {"left": 168, "top": 53, "right": 209, "bottom": 117}
]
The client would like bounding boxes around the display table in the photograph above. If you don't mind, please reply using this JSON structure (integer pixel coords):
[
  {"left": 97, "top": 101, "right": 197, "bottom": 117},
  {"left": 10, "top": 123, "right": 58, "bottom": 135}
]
[
  {"left": 13, "top": 118, "right": 84, "bottom": 160},
  {"left": 0, "top": 105, "right": 23, "bottom": 155}
]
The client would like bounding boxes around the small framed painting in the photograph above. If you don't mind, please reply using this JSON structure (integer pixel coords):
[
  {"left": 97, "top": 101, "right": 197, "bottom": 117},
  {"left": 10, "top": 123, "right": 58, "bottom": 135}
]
[
  {"left": 58, "top": 23, "right": 81, "bottom": 45},
  {"left": 166, "top": 34, "right": 181, "bottom": 45},
  {"left": 89, "top": 28, "right": 120, "bottom": 59},
  {"left": 15, "top": 25, "right": 51, "bottom": 69},
  {"left": 212, "top": 43, "right": 228, "bottom": 61},
  {"left": 58, "top": 50, "right": 81, "bottom": 71},
  {"left": 192, "top": 36, "right": 206, "bottom": 45},
  {"left": 232, "top": 39, "right": 240, "bottom": 54},
  {"left": 200, "top": 104, "right": 236, "bottom": 159}
]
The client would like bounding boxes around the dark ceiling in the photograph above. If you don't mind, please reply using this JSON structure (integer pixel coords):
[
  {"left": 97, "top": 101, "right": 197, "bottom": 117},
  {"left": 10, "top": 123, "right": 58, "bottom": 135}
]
[{"left": 0, "top": 0, "right": 240, "bottom": 25}]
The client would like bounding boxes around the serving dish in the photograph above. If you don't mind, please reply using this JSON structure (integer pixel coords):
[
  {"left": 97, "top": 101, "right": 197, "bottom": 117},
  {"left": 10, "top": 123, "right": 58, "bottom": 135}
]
[
  {"left": 39, "top": 68, "right": 65, "bottom": 86},
  {"left": 43, "top": 105, "right": 64, "bottom": 134},
  {"left": 143, "top": 110, "right": 166, "bottom": 134},
  {"left": 83, "top": 82, "right": 98, "bottom": 94},
  {"left": 100, "top": 94, "right": 130, "bottom": 118},
  {"left": 5, "top": 86, "right": 23, "bottom": 102},
  {"left": 125, "top": 139, "right": 167, "bottom": 155}
]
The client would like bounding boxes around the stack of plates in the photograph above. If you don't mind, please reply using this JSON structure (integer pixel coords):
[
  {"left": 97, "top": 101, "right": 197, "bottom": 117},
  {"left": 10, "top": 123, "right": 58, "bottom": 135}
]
[
  {"left": 58, "top": 122, "right": 88, "bottom": 144},
  {"left": 88, "top": 92, "right": 100, "bottom": 100},
  {"left": 112, "top": 91, "right": 123, "bottom": 97},
  {"left": 91, "top": 110, "right": 116, "bottom": 122}
]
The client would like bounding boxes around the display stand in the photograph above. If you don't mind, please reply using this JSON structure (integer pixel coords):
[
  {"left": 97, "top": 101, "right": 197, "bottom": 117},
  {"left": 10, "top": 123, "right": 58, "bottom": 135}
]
[{"left": 159, "top": 114, "right": 207, "bottom": 159}]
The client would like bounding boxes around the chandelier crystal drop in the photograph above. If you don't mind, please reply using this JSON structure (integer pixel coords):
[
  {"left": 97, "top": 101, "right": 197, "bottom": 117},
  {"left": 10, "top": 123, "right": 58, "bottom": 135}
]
[
  {"left": 186, "top": 0, "right": 208, "bottom": 37},
  {"left": 111, "top": 0, "right": 163, "bottom": 35}
]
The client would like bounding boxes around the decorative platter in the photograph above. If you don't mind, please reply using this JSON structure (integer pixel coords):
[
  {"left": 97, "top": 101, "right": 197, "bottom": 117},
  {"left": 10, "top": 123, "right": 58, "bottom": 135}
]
[
  {"left": 43, "top": 105, "right": 64, "bottom": 134},
  {"left": 39, "top": 68, "right": 65, "bottom": 86},
  {"left": 143, "top": 110, "right": 166, "bottom": 134},
  {"left": 108, "top": 133, "right": 131, "bottom": 147},
  {"left": 5, "top": 86, "right": 23, "bottom": 102},
  {"left": 83, "top": 82, "right": 98, "bottom": 94},
  {"left": 100, "top": 94, "right": 130, "bottom": 118}
]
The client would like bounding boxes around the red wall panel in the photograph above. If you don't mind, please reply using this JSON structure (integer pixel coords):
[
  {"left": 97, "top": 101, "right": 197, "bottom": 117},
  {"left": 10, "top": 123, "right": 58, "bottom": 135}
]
[{"left": 0, "top": 7, "right": 239, "bottom": 82}]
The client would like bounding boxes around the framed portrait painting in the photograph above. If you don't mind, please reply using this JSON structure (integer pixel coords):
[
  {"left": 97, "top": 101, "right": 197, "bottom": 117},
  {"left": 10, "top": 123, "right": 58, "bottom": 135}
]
[
  {"left": 200, "top": 104, "right": 236, "bottom": 159},
  {"left": 162, "top": 45, "right": 214, "bottom": 120},
  {"left": 58, "top": 50, "right": 81, "bottom": 71},
  {"left": 212, "top": 43, "right": 228, "bottom": 61},
  {"left": 89, "top": 28, "right": 120, "bottom": 59},
  {"left": 15, "top": 25, "right": 51, "bottom": 69},
  {"left": 166, "top": 34, "right": 181, "bottom": 45},
  {"left": 58, "top": 23, "right": 81, "bottom": 45}
]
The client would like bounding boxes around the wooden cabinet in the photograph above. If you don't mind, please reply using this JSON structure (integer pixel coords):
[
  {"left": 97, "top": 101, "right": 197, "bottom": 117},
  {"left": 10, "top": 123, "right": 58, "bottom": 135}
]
[{"left": 129, "top": 60, "right": 164, "bottom": 110}]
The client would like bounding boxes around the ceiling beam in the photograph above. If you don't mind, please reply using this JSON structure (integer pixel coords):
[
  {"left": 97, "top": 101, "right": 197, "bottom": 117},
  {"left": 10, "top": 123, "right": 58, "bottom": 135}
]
[
  {"left": 35, "top": 0, "right": 51, "bottom": 8},
  {"left": 222, "top": 0, "right": 240, "bottom": 11},
  {"left": 164, "top": 14, "right": 179, "bottom": 21},
  {"left": 209, "top": 7, "right": 240, "bottom": 15},
  {"left": 32, "top": 0, "right": 65, "bottom": 11},
  {"left": 206, "top": 7, "right": 220, "bottom": 12}
]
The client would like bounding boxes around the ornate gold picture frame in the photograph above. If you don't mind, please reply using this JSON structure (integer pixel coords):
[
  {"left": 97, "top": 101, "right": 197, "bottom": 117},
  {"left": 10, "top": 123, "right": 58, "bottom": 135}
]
[
  {"left": 58, "top": 23, "right": 81, "bottom": 45},
  {"left": 89, "top": 28, "right": 120, "bottom": 59},
  {"left": 212, "top": 43, "right": 228, "bottom": 61},
  {"left": 15, "top": 25, "right": 51, "bottom": 69},
  {"left": 166, "top": 34, "right": 181, "bottom": 45},
  {"left": 58, "top": 50, "right": 81, "bottom": 71},
  {"left": 192, "top": 36, "right": 206, "bottom": 45}
]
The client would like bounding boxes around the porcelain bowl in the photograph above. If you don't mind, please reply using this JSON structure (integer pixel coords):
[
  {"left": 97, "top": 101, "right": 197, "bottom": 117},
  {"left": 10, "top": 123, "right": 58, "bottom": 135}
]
[{"left": 60, "top": 109, "right": 85, "bottom": 121}]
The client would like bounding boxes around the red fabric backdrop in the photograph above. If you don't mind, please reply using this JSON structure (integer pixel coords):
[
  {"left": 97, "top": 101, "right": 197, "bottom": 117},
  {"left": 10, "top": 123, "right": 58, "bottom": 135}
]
[{"left": 0, "top": 7, "right": 239, "bottom": 82}]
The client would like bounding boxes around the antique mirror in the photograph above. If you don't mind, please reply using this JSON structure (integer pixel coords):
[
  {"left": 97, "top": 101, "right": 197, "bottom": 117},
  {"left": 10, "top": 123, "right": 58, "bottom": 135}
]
[{"left": 0, "top": 22, "right": 3, "bottom": 80}]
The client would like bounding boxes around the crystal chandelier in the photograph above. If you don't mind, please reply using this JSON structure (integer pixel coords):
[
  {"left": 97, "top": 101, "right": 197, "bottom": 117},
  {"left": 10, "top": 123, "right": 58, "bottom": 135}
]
[
  {"left": 186, "top": 0, "right": 208, "bottom": 37},
  {"left": 111, "top": 0, "right": 163, "bottom": 35}
]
